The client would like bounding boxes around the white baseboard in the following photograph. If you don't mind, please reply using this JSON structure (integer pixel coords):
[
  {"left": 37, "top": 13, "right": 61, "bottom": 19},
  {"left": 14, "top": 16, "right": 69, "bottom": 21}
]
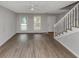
[
  {"left": 55, "top": 39, "right": 79, "bottom": 58},
  {"left": 17, "top": 32, "right": 48, "bottom": 33}
]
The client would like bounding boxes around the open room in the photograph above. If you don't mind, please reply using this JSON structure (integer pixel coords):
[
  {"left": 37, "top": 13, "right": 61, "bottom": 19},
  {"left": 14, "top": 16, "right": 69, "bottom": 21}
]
[{"left": 0, "top": 1, "right": 78, "bottom": 58}]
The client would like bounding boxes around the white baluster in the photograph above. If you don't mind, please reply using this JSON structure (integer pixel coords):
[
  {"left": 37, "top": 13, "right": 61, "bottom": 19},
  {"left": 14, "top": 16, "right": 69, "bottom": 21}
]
[
  {"left": 77, "top": 4, "right": 79, "bottom": 27},
  {"left": 74, "top": 8, "right": 76, "bottom": 27}
]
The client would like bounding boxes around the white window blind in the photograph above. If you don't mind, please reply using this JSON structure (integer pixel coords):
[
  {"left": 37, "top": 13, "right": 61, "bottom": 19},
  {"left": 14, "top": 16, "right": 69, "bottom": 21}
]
[
  {"left": 34, "top": 16, "right": 41, "bottom": 30},
  {"left": 20, "top": 17, "right": 27, "bottom": 31}
]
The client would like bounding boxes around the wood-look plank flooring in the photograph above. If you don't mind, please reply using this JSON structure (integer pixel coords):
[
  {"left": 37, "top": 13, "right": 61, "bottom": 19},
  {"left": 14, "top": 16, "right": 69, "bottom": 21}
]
[{"left": 0, "top": 34, "right": 76, "bottom": 58}]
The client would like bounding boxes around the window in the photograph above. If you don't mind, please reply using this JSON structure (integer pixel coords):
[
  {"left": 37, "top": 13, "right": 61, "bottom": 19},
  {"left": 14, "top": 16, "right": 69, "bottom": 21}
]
[
  {"left": 20, "top": 17, "right": 27, "bottom": 31},
  {"left": 34, "top": 16, "right": 41, "bottom": 30}
]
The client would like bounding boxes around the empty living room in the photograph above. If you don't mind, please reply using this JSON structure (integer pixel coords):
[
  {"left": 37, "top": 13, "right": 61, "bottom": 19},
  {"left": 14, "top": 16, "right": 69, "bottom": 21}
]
[{"left": 0, "top": 0, "right": 79, "bottom": 58}]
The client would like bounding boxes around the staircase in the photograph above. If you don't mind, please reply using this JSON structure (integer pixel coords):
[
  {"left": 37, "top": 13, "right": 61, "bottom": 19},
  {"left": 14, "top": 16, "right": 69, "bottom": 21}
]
[{"left": 54, "top": 3, "right": 79, "bottom": 38}]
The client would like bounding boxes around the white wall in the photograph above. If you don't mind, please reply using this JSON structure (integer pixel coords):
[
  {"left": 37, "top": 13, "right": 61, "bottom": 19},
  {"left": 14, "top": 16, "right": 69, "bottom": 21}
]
[
  {"left": 56, "top": 11, "right": 68, "bottom": 23},
  {"left": 0, "top": 6, "right": 17, "bottom": 46},
  {"left": 55, "top": 31, "right": 79, "bottom": 57},
  {"left": 47, "top": 15, "right": 56, "bottom": 32},
  {"left": 16, "top": 14, "right": 56, "bottom": 33}
]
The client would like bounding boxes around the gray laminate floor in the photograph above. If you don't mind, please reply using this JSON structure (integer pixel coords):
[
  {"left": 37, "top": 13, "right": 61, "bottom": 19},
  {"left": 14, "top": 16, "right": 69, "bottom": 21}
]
[{"left": 0, "top": 34, "right": 76, "bottom": 58}]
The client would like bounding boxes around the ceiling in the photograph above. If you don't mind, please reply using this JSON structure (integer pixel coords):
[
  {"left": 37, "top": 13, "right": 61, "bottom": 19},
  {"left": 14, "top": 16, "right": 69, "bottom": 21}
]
[{"left": 0, "top": 1, "right": 76, "bottom": 14}]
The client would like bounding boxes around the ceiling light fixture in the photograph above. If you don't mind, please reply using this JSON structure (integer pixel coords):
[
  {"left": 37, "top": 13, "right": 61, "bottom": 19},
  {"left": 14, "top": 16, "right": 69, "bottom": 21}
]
[
  {"left": 31, "top": 7, "right": 34, "bottom": 11},
  {"left": 30, "top": 5, "right": 34, "bottom": 11}
]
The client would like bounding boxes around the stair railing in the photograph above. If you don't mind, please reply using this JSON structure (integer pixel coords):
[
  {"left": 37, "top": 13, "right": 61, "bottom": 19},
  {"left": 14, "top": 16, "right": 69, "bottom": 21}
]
[{"left": 54, "top": 3, "right": 79, "bottom": 37}]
